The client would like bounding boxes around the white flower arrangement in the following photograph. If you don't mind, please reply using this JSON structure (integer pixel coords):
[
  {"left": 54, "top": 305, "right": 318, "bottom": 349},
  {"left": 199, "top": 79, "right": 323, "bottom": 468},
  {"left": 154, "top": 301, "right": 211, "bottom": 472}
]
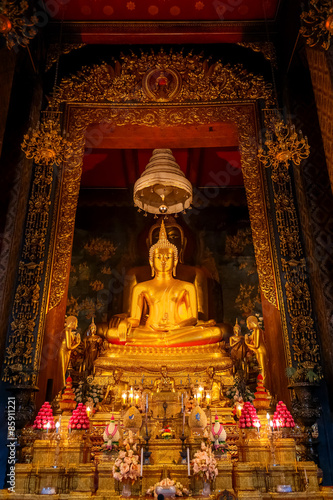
[
  {"left": 192, "top": 442, "right": 218, "bottom": 482},
  {"left": 146, "top": 478, "right": 189, "bottom": 497}
]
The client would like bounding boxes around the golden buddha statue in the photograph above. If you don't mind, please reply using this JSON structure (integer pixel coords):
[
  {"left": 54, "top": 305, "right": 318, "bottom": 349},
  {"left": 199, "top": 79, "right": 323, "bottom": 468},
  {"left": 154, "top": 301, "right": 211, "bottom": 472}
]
[
  {"left": 229, "top": 319, "right": 246, "bottom": 362},
  {"left": 153, "top": 366, "right": 176, "bottom": 393},
  {"left": 58, "top": 316, "right": 81, "bottom": 390},
  {"left": 122, "top": 216, "right": 210, "bottom": 321},
  {"left": 245, "top": 315, "right": 268, "bottom": 387},
  {"left": 96, "top": 221, "right": 223, "bottom": 347}
]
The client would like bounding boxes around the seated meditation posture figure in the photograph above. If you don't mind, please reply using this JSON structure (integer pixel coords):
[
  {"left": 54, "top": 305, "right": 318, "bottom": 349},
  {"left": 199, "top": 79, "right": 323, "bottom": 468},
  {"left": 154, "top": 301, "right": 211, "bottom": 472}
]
[{"left": 96, "top": 221, "right": 223, "bottom": 347}]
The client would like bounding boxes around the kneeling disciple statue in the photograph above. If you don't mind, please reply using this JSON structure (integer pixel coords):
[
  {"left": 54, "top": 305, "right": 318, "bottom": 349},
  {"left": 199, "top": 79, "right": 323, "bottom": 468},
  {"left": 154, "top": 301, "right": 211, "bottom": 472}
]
[{"left": 96, "top": 220, "right": 223, "bottom": 347}]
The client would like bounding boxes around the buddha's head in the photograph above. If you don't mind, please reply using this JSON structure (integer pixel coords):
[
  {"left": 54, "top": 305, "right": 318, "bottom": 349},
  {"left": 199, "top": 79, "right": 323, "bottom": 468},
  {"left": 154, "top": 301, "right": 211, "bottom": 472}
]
[
  {"left": 65, "top": 315, "right": 78, "bottom": 331},
  {"left": 246, "top": 315, "right": 258, "bottom": 330},
  {"left": 149, "top": 220, "right": 178, "bottom": 277},
  {"left": 233, "top": 318, "right": 241, "bottom": 336},
  {"left": 161, "top": 365, "right": 168, "bottom": 377},
  {"left": 148, "top": 216, "right": 186, "bottom": 263}
]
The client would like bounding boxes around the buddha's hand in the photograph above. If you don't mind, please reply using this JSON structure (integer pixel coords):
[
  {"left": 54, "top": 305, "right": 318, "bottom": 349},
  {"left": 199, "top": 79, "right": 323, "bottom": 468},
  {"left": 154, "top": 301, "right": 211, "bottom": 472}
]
[{"left": 117, "top": 318, "right": 140, "bottom": 341}]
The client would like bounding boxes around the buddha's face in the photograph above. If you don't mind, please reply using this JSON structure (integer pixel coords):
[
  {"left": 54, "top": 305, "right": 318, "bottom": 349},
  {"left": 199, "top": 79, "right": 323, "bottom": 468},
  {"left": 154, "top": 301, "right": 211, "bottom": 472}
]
[
  {"left": 152, "top": 247, "right": 176, "bottom": 273},
  {"left": 233, "top": 326, "right": 241, "bottom": 336},
  {"left": 152, "top": 227, "right": 182, "bottom": 254}
]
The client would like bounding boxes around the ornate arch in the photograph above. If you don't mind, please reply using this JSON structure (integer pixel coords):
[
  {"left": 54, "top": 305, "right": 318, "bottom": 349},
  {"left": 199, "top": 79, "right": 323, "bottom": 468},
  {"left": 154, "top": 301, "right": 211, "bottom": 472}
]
[{"left": 47, "top": 50, "right": 277, "bottom": 312}]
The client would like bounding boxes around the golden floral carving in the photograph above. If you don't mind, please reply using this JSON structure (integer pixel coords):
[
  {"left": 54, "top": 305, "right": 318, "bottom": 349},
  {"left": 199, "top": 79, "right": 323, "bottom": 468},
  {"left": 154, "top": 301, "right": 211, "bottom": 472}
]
[
  {"left": 50, "top": 49, "right": 274, "bottom": 106},
  {"left": 300, "top": 0, "right": 333, "bottom": 50},
  {"left": 259, "top": 112, "right": 320, "bottom": 366},
  {"left": 48, "top": 103, "right": 277, "bottom": 311}
]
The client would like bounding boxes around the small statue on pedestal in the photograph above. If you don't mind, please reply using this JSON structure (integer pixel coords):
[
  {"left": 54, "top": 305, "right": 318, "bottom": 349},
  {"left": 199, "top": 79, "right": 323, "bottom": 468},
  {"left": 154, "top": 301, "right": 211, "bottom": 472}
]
[{"left": 153, "top": 366, "right": 176, "bottom": 393}]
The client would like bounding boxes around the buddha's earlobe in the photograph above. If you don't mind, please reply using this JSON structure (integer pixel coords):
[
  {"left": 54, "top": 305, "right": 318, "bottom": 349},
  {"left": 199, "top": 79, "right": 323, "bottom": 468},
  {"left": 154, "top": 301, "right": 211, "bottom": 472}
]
[
  {"left": 173, "top": 259, "right": 178, "bottom": 277},
  {"left": 150, "top": 261, "right": 155, "bottom": 277}
]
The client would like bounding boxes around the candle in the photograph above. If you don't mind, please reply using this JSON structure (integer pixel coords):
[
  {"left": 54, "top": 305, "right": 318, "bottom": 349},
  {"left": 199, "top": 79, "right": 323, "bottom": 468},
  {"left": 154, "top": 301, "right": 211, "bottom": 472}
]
[
  {"left": 237, "top": 405, "right": 242, "bottom": 418},
  {"left": 86, "top": 407, "right": 91, "bottom": 418},
  {"left": 56, "top": 421, "right": 60, "bottom": 434},
  {"left": 146, "top": 393, "right": 148, "bottom": 411},
  {"left": 129, "top": 387, "right": 133, "bottom": 404},
  {"left": 206, "top": 393, "right": 211, "bottom": 405},
  {"left": 187, "top": 448, "right": 190, "bottom": 476},
  {"left": 182, "top": 410, "right": 185, "bottom": 433},
  {"left": 181, "top": 394, "right": 184, "bottom": 412},
  {"left": 46, "top": 422, "right": 50, "bottom": 434},
  {"left": 135, "top": 393, "right": 139, "bottom": 404},
  {"left": 266, "top": 463, "right": 268, "bottom": 473},
  {"left": 266, "top": 413, "right": 270, "bottom": 421},
  {"left": 304, "top": 468, "right": 308, "bottom": 483},
  {"left": 140, "top": 447, "right": 143, "bottom": 476},
  {"left": 122, "top": 393, "right": 127, "bottom": 405}
]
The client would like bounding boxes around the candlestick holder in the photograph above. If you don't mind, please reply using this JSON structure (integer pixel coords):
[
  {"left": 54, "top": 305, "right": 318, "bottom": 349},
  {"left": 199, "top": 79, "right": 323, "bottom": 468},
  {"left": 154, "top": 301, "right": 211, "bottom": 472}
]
[
  {"left": 143, "top": 428, "right": 151, "bottom": 465},
  {"left": 179, "top": 432, "right": 187, "bottom": 464}
]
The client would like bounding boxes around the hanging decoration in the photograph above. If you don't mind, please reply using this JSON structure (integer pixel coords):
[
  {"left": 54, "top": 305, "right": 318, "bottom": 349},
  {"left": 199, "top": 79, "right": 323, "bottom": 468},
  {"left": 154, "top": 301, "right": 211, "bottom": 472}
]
[
  {"left": 133, "top": 149, "right": 192, "bottom": 216},
  {"left": 21, "top": 110, "right": 74, "bottom": 166},
  {"left": 0, "top": 0, "right": 38, "bottom": 49},
  {"left": 257, "top": 116, "right": 310, "bottom": 172}
]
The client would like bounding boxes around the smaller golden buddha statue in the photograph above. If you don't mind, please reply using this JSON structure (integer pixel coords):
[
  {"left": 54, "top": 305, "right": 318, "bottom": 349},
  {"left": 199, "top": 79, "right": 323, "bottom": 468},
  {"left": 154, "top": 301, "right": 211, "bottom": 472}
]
[
  {"left": 153, "top": 366, "right": 176, "bottom": 393},
  {"left": 99, "top": 368, "right": 128, "bottom": 408},
  {"left": 206, "top": 366, "right": 222, "bottom": 403},
  {"left": 82, "top": 317, "right": 103, "bottom": 375},
  {"left": 58, "top": 316, "right": 81, "bottom": 390},
  {"left": 96, "top": 220, "right": 223, "bottom": 347},
  {"left": 245, "top": 315, "right": 268, "bottom": 387},
  {"left": 229, "top": 319, "right": 246, "bottom": 363}
]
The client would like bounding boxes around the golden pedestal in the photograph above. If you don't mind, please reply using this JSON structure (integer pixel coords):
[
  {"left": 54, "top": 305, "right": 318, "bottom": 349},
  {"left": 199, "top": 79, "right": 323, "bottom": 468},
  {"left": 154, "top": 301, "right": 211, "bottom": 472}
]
[
  {"left": 149, "top": 438, "right": 182, "bottom": 465},
  {"left": 32, "top": 440, "right": 58, "bottom": 466},
  {"left": 274, "top": 438, "right": 296, "bottom": 464},
  {"left": 238, "top": 438, "right": 270, "bottom": 463},
  {"left": 94, "top": 343, "right": 233, "bottom": 376}
]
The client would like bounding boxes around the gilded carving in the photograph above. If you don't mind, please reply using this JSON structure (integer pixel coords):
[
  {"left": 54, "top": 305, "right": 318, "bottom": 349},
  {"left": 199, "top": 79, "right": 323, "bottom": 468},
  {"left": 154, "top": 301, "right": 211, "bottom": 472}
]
[
  {"left": 259, "top": 113, "right": 320, "bottom": 366},
  {"left": 300, "top": 0, "right": 333, "bottom": 50},
  {"left": 2, "top": 163, "right": 53, "bottom": 384},
  {"left": 50, "top": 49, "right": 274, "bottom": 107}
]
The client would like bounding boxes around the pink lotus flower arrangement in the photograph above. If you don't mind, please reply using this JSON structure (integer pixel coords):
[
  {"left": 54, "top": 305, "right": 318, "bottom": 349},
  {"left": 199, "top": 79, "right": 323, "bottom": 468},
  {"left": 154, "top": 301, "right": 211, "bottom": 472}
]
[
  {"left": 68, "top": 403, "right": 90, "bottom": 430},
  {"left": 192, "top": 442, "right": 218, "bottom": 482},
  {"left": 272, "top": 401, "right": 295, "bottom": 429},
  {"left": 146, "top": 478, "right": 189, "bottom": 498},
  {"left": 113, "top": 442, "right": 140, "bottom": 484},
  {"left": 238, "top": 401, "right": 261, "bottom": 429},
  {"left": 33, "top": 402, "right": 55, "bottom": 431}
]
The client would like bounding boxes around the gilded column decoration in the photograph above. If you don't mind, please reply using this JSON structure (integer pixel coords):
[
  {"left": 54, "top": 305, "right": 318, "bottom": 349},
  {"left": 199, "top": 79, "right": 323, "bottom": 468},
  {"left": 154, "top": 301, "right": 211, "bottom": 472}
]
[
  {"left": 258, "top": 114, "right": 320, "bottom": 370},
  {"left": 2, "top": 162, "right": 53, "bottom": 385},
  {"left": 300, "top": 0, "right": 333, "bottom": 50}
]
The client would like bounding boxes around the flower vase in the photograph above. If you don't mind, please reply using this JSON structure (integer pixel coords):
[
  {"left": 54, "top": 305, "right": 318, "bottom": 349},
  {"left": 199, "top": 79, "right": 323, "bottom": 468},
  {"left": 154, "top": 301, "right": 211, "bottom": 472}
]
[
  {"left": 202, "top": 480, "right": 211, "bottom": 496},
  {"left": 121, "top": 482, "right": 132, "bottom": 497}
]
